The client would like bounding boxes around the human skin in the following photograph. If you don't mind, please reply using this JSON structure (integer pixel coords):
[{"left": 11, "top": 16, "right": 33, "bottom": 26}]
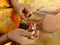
[
  {"left": 10, "top": 0, "right": 31, "bottom": 21},
  {"left": 32, "top": 8, "right": 60, "bottom": 32},
  {"left": 0, "top": 29, "right": 35, "bottom": 45},
  {"left": 42, "top": 14, "right": 60, "bottom": 32}
]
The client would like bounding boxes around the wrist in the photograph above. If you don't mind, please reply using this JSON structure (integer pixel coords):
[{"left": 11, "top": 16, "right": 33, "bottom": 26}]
[
  {"left": 0, "top": 34, "right": 10, "bottom": 45},
  {"left": 4, "top": 34, "right": 10, "bottom": 42}
]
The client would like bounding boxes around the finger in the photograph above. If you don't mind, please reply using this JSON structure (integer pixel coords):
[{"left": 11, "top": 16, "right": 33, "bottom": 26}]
[
  {"left": 22, "top": 8, "right": 28, "bottom": 15},
  {"left": 26, "top": 38, "right": 35, "bottom": 44},
  {"left": 21, "top": 37, "right": 35, "bottom": 45},
  {"left": 24, "top": 6, "right": 30, "bottom": 13},
  {"left": 18, "top": 29, "right": 32, "bottom": 38},
  {"left": 18, "top": 4, "right": 31, "bottom": 17},
  {"left": 17, "top": 6, "right": 25, "bottom": 15},
  {"left": 16, "top": 36, "right": 35, "bottom": 45},
  {"left": 26, "top": 12, "right": 31, "bottom": 18},
  {"left": 24, "top": 4, "right": 31, "bottom": 14},
  {"left": 12, "top": 35, "right": 25, "bottom": 45}
]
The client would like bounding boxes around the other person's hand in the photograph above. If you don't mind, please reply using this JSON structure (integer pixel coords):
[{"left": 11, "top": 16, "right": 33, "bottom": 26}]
[{"left": 7, "top": 29, "right": 35, "bottom": 45}]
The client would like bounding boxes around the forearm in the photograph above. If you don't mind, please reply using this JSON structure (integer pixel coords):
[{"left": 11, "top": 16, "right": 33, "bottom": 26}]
[
  {"left": 10, "top": 0, "right": 24, "bottom": 18},
  {"left": 10, "top": 0, "right": 20, "bottom": 10},
  {"left": 0, "top": 34, "right": 9, "bottom": 45},
  {"left": 38, "top": 8, "right": 57, "bottom": 14}
]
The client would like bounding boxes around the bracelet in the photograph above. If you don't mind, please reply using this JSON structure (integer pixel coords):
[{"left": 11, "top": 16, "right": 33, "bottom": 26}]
[{"left": 56, "top": 8, "right": 60, "bottom": 14}]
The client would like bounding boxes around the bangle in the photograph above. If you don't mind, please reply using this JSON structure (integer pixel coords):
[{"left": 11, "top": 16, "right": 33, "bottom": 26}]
[{"left": 56, "top": 8, "right": 60, "bottom": 14}]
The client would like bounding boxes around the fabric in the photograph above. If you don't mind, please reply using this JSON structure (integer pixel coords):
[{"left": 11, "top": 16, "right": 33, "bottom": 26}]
[
  {"left": 0, "top": 0, "right": 10, "bottom": 7},
  {"left": 0, "top": 8, "right": 20, "bottom": 34}
]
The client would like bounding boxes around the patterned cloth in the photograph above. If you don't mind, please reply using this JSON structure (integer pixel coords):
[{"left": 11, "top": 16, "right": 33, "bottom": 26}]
[
  {"left": 0, "top": 0, "right": 10, "bottom": 7},
  {"left": 0, "top": 8, "right": 20, "bottom": 34}
]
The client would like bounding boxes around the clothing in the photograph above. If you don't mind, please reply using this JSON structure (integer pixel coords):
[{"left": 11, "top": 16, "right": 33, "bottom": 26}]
[
  {"left": 0, "top": 8, "right": 20, "bottom": 34},
  {"left": 0, "top": 0, "right": 10, "bottom": 7}
]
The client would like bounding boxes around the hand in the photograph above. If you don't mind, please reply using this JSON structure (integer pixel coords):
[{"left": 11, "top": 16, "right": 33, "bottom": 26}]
[
  {"left": 17, "top": 3, "right": 31, "bottom": 21},
  {"left": 10, "top": 0, "right": 31, "bottom": 20},
  {"left": 7, "top": 29, "right": 35, "bottom": 45}
]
